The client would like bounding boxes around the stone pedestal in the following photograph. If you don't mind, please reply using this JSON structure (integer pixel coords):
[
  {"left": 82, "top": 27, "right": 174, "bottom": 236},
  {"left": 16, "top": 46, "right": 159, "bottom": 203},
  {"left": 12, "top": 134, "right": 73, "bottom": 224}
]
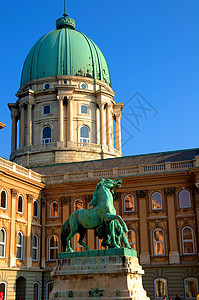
[{"left": 50, "top": 248, "right": 149, "bottom": 300}]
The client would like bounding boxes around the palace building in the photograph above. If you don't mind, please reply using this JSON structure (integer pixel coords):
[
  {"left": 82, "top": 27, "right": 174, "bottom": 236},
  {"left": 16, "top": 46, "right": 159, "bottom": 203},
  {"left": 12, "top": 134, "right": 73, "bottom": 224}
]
[{"left": 0, "top": 4, "right": 198, "bottom": 300}]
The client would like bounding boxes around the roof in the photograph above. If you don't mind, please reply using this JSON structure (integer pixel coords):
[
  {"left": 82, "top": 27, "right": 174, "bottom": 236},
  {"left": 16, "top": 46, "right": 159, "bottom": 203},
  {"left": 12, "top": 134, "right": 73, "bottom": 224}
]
[
  {"left": 0, "top": 122, "right": 6, "bottom": 129},
  {"left": 31, "top": 148, "right": 199, "bottom": 176},
  {"left": 20, "top": 16, "right": 111, "bottom": 87}
]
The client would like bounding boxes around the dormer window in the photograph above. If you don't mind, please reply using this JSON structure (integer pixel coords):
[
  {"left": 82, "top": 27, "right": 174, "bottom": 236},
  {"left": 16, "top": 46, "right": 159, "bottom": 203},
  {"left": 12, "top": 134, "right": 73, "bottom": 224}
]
[
  {"left": 81, "top": 105, "right": 88, "bottom": 114},
  {"left": 43, "top": 105, "right": 51, "bottom": 115}
]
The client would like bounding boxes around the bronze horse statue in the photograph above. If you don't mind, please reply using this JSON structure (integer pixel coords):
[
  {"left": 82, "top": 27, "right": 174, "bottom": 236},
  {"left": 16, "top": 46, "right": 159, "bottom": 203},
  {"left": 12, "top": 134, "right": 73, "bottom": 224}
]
[{"left": 61, "top": 178, "right": 131, "bottom": 252}]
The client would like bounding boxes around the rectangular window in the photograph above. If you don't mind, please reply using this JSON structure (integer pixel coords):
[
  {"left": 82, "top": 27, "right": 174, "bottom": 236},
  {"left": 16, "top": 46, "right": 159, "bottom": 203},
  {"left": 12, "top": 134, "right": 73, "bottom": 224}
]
[
  {"left": 81, "top": 105, "right": 88, "bottom": 114},
  {"left": 43, "top": 105, "right": 51, "bottom": 115}
]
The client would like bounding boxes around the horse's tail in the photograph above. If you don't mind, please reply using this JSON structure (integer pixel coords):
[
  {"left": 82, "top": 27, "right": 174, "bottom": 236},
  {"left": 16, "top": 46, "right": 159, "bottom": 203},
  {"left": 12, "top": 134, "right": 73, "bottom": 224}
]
[{"left": 61, "top": 218, "right": 70, "bottom": 252}]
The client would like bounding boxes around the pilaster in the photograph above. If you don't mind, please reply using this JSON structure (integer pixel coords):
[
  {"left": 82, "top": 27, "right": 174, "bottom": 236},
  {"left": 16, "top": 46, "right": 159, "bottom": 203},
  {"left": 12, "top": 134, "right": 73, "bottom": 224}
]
[
  {"left": 26, "top": 95, "right": 34, "bottom": 146},
  {"left": 67, "top": 96, "right": 74, "bottom": 146},
  {"left": 137, "top": 190, "right": 150, "bottom": 265},
  {"left": 10, "top": 188, "right": 18, "bottom": 267},
  {"left": 27, "top": 194, "right": 33, "bottom": 268}
]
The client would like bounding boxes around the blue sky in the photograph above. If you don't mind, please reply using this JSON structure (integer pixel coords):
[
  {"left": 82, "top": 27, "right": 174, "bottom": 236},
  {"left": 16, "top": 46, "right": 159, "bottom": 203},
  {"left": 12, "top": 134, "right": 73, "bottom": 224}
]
[{"left": 0, "top": 0, "right": 199, "bottom": 160}]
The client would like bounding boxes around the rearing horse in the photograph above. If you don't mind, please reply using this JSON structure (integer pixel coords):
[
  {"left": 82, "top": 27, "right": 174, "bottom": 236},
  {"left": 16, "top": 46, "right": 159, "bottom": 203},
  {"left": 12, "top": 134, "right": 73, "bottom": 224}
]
[{"left": 61, "top": 178, "right": 128, "bottom": 252}]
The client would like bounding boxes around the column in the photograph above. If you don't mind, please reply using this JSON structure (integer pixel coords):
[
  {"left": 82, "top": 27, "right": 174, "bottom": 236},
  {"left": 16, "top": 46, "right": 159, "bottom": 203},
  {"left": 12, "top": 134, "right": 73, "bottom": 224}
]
[
  {"left": 96, "top": 106, "right": 100, "bottom": 144},
  {"left": 106, "top": 104, "right": 110, "bottom": 147},
  {"left": 115, "top": 112, "right": 121, "bottom": 152},
  {"left": 27, "top": 194, "right": 33, "bottom": 268},
  {"left": 165, "top": 187, "right": 180, "bottom": 264},
  {"left": 11, "top": 109, "right": 18, "bottom": 153},
  {"left": 137, "top": 190, "right": 150, "bottom": 265},
  {"left": 109, "top": 107, "right": 114, "bottom": 148},
  {"left": 67, "top": 96, "right": 74, "bottom": 146},
  {"left": 27, "top": 99, "right": 34, "bottom": 146},
  {"left": 19, "top": 103, "right": 25, "bottom": 148},
  {"left": 99, "top": 103, "right": 105, "bottom": 145},
  {"left": 57, "top": 96, "right": 64, "bottom": 147},
  {"left": 10, "top": 189, "right": 17, "bottom": 267}
]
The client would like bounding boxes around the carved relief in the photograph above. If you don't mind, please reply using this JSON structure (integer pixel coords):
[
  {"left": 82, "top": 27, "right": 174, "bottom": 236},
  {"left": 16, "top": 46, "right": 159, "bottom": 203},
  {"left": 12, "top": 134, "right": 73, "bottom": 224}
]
[
  {"left": 11, "top": 189, "right": 18, "bottom": 197},
  {"left": 27, "top": 194, "right": 34, "bottom": 203},
  {"left": 136, "top": 190, "right": 148, "bottom": 198},
  {"left": 164, "top": 187, "right": 176, "bottom": 196}
]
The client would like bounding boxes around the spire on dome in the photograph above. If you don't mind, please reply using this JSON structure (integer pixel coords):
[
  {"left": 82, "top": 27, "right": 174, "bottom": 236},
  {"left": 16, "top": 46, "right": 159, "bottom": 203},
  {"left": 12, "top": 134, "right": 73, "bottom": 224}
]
[{"left": 63, "top": 0, "right": 68, "bottom": 17}]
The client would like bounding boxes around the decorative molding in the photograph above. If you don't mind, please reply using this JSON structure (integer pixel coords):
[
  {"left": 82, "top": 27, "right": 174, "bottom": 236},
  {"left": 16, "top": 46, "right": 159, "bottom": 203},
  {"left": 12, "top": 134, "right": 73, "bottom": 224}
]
[
  {"left": 27, "top": 194, "right": 34, "bottom": 203},
  {"left": 136, "top": 190, "right": 148, "bottom": 198},
  {"left": 61, "top": 196, "right": 71, "bottom": 204},
  {"left": 114, "top": 192, "right": 121, "bottom": 200},
  {"left": 164, "top": 187, "right": 176, "bottom": 196},
  {"left": 85, "top": 194, "right": 92, "bottom": 202},
  {"left": 11, "top": 189, "right": 18, "bottom": 197}
]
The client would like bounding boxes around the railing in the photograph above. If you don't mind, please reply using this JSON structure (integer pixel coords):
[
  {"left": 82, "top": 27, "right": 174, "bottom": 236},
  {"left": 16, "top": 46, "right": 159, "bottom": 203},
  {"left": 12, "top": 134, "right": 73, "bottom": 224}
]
[
  {"left": 44, "top": 159, "right": 195, "bottom": 184},
  {"left": 0, "top": 157, "right": 42, "bottom": 182}
]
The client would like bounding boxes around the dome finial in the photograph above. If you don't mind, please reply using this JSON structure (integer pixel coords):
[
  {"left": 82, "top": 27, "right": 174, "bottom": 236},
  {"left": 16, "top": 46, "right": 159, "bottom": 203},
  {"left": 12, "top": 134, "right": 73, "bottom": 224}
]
[{"left": 63, "top": 0, "right": 68, "bottom": 17}]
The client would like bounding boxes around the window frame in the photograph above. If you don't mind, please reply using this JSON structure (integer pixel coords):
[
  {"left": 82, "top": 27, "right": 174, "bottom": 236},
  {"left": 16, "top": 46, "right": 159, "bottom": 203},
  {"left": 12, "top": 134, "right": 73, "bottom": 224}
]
[
  {"left": 32, "top": 234, "right": 39, "bottom": 262},
  {"left": 154, "top": 278, "right": 168, "bottom": 299},
  {"left": 127, "top": 229, "right": 136, "bottom": 250},
  {"left": 33, "top": 281, "right": 40, "bottom": 300},
  {"left": 49, "top": 201, "right": 59, "bottom": 219},
  {"left": 152, "top": 228, "right": 165, "bottom": 256},
  {"left": 42, "top": 104, "right": 51, "bottom": 115},
  {"left": 184, "top": 277, "right": 198, "bottom": 299},
  {"left": 80, "top": 105, "right": 88, "bottom": 115},
  {"left": 0, "top": 228, "right": 6, "bottom": 258},
  {"left": 181, "top": 226, "right": 195, "bottom": 255},
  {"left": 151, "top": 192, "right": 163, "bottom": 211},
  {"left": 46, "top": 281, "right": 53, "bottom": 300},
  {"left": 73, "top": 199, "right": 83, "bottom": 212},
  {"left": 17, "top": 195, "right": 24, "bottom": 214},
  {"left": 0, "top": 281, "right": 7, "bottom": 300},
  {"left": 42, "top": 126, "right": 52, "bottom": 144},
  {"left": 79, "top": 125, "right": 90, "bottom": 144},
  {"left": 16, "top": 231, "right": 23, "bottom": 260},
  {"left": 123, "top": 194, "right": 135, "bottom": 213},
  {"left": 0, "top": 189, "right": 7, "bottom": 210},
  {"left": 179, "top": 189, "right": 191, "bottom": 209},
  {"left": 33, "top": 200, "right": 39, "bottom": 218},
  {"left": 48, "top": 235, "right": 59, "bottom": 261}
]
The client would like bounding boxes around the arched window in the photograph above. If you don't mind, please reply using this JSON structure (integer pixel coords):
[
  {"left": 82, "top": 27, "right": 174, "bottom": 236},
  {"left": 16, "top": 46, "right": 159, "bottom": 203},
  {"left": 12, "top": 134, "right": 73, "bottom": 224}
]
[
  {"left": 42, "top": 126, "right": 52, "bottom": 144},
  {"left": 33, "top": 282, "right": 40, "bottom": 300},
  {"left": 0, "top": 281, "right": 7, "bottom": 300},
  {"left": 154, "top": 278, "right": 168, "bottom": 299},
  {"left": 151, "top": 192, "right": 163, "bottom": 210},
  {"left": 73, "top": 199, "right": 83, "bottom": 211},
  {"left": 0, "top": 228, "right": 6, "bottom": 258},
  {"left": 80, "top": 126, "right": 90, "bottom": 143},
  {"left": 127, "top": 230, "right": 136, "bottom": 250},
  {"left": 50, "top": 201, "right": 59, "bottom": 218},
  {"left": 153, "top": 228, "right": 165, "bottom": 256},
  {"left": 46, "top": 281, "right": 53, "bottom": 300},
  {"left": 18, "top": 195, "right": 24, "bottom": 214},
  {"left": 16, "top": 231, "right": 23, "bottom": 260},
  {"left": 184, "top": 278, "right": 198, "bottom": 299},
  {"left": 179, "top": 190, "right": 191, "bottom": 208},
  {"left": 32, "top": 234, "right": 38, "bottom": 261},
  {"left": 49, "top": 235, "right": 59, "bottom": 261},
  {"left": 182, "top": 226, "right": 195, "bottom": 255},
  {"left": 33, "top": 200, "right": 39, "bottom": 218},
  {"left": 0, "top": 190, "right": 7, "bottom": 209},
  {"left": 124, "top": 194, "right": 135, "bottom": 212},
  {"left": 73, "top": 233, "right": 84, "bottom": 252}
]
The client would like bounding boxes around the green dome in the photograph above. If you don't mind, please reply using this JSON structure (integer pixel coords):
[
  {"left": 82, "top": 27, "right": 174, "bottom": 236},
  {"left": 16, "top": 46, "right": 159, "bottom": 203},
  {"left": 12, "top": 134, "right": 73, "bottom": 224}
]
[{"left": 20, "top": 17, "right": 111, "bottom": 87}]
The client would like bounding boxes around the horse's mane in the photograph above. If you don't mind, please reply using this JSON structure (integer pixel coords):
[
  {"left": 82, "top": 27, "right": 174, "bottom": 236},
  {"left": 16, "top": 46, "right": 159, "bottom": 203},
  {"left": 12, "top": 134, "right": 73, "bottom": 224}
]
[{"left": 89, "top": 179, "right": 105, "bottom": 207}]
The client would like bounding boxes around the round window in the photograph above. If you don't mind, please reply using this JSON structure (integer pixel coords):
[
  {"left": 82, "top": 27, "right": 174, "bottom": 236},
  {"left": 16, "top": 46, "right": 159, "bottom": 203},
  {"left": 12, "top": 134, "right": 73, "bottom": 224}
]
[
  {"left": 44, "top": 83, "right": 50, "bottom": 90},
  {"left": 80, "top": 82, "right": 88, "bottom": 90}
]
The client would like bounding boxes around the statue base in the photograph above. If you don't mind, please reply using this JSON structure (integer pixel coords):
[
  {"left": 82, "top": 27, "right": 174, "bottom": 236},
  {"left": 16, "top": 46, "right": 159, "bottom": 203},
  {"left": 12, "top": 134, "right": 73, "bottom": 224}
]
[{"left": 50, "top": 248, "right": 149, "bottom": 300}]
